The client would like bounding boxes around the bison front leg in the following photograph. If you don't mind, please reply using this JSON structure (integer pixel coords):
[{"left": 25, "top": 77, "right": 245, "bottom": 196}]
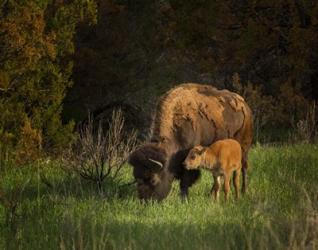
[{"left": 179, "top": 169, "right": 200, "bottom": 200}]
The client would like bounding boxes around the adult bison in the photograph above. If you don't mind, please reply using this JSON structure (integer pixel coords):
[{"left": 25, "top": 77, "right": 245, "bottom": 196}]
[{"left": 128, "top": 83, "right": 253, "bottom": 201}]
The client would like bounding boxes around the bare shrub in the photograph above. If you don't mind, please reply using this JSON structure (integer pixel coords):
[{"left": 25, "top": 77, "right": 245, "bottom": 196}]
[
  {"left": 232, "top": 73, "right": 318, "bottom": 143},
  {"left": 64, "top": 109, "right": 137, "bottom": 193},
  {"left": 294, "top": 101, "right": 316, "bottom": 143},
  {"left": 277, "top": 81, "right": 310, "bottom": 127},
  {"left": 232, "top": 73, "right": 276, "bottom": 141}
]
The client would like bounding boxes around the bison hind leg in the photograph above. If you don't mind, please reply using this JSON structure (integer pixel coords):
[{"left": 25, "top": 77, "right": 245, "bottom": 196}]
[
  {"left": 241, "top": 158, "right": 248, "bottom": 194},
  {"left": 233, "top": 169, "right": 241, "bottom": 199}
]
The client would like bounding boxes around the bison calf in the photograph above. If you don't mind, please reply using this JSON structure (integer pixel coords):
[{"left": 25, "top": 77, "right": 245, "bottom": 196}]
[{"left": 183, "top": 139, "right": 242, "bottom": 201}]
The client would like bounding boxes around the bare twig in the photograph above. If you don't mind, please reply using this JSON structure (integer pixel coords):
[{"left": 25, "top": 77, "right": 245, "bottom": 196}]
[{"left": 63, "top": 109, "right": 138, "bottom": 194}]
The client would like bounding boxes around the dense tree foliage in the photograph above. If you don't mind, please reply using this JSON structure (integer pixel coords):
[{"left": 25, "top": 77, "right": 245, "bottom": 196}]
[
  {"left": 167, "top": 0, "right": 318, "bottom": 97},
  {"left": 0, "top": 0, "right": 96, "bottom": 162}
]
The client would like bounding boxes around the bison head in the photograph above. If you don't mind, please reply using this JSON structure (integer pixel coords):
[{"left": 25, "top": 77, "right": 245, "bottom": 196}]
[{"left": 128, "top": 143, "right": 173, "bottom": 201}]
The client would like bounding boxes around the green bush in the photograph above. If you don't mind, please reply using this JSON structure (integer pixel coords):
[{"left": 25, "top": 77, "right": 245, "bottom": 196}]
[{"left": 0, "top": 0, "right": 97, "bottom": 162}]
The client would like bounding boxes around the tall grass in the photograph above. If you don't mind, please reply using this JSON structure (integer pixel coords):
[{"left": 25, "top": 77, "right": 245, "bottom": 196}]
[{"left": 0, "top": 144, "right": 317, "bottom": 249}]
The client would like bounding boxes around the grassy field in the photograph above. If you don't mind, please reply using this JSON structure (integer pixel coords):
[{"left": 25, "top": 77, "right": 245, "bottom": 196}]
[{"left": 0, "top": 143, "right": 318, "bottom": 250}]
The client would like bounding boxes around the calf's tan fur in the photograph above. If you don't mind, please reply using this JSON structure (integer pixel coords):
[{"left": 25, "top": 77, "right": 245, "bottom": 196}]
[{"left": 184, "top": 139, "right": 242, "bottom": 201}]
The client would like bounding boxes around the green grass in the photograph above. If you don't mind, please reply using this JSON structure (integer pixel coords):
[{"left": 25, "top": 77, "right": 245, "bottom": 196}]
[{"left": 0, "top": 144, "right": 318, "bottom": 249}]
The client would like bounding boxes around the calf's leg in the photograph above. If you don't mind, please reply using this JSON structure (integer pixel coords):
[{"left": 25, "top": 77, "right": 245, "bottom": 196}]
[
  {"left": 211, "top": 175, "right": 221, "bottom": 201},
  {"left": 224, "top": 172, "right": 231, "bottom": 202}
]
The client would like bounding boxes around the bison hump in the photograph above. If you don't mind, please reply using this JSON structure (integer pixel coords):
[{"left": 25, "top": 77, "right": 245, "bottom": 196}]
[{"left": 151, "top": 83, "right": 249, "bottom": 145}]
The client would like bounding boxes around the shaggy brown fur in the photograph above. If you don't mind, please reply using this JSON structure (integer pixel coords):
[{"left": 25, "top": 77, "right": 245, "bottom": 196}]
[
  {"left": 184, "top": 139, "right": 242, "bottom": 201},
  {"left": 129, "top": 83, "right": 253, "bottom": 201}
]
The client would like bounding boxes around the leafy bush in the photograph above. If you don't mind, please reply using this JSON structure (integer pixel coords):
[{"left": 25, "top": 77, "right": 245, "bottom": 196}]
[{"left": 0, "top": 0, "right": 97, "bottom": 161}]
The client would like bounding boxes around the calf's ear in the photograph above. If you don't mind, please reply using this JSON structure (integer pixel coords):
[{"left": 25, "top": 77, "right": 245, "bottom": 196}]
[{"left": 197, "top": 147, "right": 206, "bottom": 155}]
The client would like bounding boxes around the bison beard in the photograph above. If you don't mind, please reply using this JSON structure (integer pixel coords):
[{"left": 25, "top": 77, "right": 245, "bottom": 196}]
[
  {"left": 129, "top": 83, "right": 253, "bottom": 201},
  {"left": 128, "top": 144, "right": 173, "bottom": 200}
]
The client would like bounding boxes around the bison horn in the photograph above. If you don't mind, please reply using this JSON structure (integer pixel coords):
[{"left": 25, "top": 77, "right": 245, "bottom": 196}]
[{"left": 148, "top": 158, "right": 163, "bottom": 169}]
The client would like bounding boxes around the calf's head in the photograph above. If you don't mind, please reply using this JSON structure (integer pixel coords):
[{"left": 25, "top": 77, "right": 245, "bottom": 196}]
[
  {"left": 128, "top": 143, "right": 173, "bottom": 201},
  {"left": 183, "top": 145, "right": 206, "bottom": 170}
]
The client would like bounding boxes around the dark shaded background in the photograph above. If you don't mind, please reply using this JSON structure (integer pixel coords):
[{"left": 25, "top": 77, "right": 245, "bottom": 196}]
[{"left": 64, "top": 0, "right": 318, "bottom": 136}]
